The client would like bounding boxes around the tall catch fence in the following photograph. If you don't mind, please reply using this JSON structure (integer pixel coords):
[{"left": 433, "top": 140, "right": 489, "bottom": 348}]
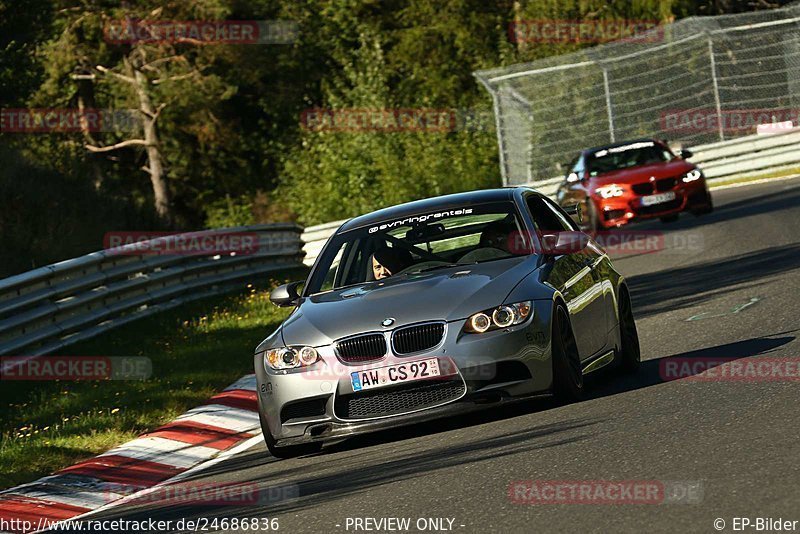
[{"left": 475, "top": 2, "right": 800, "bottom": 185}]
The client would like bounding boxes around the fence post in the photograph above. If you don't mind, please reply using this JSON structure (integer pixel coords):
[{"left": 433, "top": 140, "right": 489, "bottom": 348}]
[
  {"left": 708, "top": 36, "right": 725, "bottom": 142},
  {"left": 601, "top": 66, "right": 615, "bottom": 143},
  {"left": 506, "top": 87, "right": 536, "bottom": 183},
  {"left": 476, "top": 74, "right": 510, "bottom": 186}
]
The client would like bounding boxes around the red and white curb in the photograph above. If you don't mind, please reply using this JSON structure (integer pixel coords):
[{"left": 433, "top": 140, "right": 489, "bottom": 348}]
[{"left": 0, "top": 374, "right": 262, "bottom": 533}]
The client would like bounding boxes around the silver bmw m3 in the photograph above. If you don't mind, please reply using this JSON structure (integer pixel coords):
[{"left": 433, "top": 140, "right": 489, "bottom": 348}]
[{"left": 254, "top": 187, "right": 639, "bottom": 458}]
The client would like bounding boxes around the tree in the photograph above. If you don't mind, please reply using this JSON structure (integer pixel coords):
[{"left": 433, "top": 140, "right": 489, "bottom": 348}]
[{"left": 29, "top": 1, "right": 248, "bottom": 226}]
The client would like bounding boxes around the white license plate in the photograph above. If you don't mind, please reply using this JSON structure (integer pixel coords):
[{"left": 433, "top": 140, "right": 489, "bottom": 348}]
[
  {"left": 641, "top": 191, "right": 676, "bottom": 206},
  {"left": 351, "top": 358, "right": 441, "bottom": 391}
]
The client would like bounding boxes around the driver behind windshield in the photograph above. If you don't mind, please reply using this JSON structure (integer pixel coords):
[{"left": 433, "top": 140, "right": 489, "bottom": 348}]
[
  {"left": 458, "top": 220, "right": 514, "bottom": 263},
  {"left": 371, "top": 246, "right": 414, "bottom": 280}
]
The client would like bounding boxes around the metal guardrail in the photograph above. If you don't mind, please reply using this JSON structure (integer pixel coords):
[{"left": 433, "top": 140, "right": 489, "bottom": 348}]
[
  {"left": 301, "top": 220, "right": 345, "bottom": 267},
  {"left": 521, "top": 129, "right": 800, "bottom": 190},
  {"left": 299, "top": 139, "right": 800, "bottom": 268},
  {"left": 0, "top": 224, "right": 304, "bottom": 356},
  {"left": 687, "top": 128, "right": 800, "bottom": 179},
  {"left": 5, "top": 133, "right": 793, "bottom": 356}
]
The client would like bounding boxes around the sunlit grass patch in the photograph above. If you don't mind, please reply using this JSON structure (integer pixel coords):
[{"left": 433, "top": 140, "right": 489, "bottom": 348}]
[{"left": 0, "top": 269, "right": 306, "bottom": 489}]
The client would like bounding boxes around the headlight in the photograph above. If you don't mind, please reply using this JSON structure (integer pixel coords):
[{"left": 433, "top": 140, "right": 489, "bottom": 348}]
[
  {"left": 464, "top": 301, "right": 532, "bottom": 333},
  {"left": 264, "top": 346, "right": 319, "bottom": 370},
  {"left": 682, "top": 169, "right": 702, "bottom": 183},
  {"left": 595, "top": 184, "right": 625, "bottom": 198},
  {"left": 468, "top": 312, "right": 492, "bottom": 333}
]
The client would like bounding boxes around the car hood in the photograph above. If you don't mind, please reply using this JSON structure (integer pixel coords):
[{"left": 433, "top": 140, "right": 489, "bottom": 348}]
[
  {"left": 280, "top": 256, "right": 538, "bottom": 346},
  {"left": 591, "top": 159, "right": 694, "bottom": 185}
]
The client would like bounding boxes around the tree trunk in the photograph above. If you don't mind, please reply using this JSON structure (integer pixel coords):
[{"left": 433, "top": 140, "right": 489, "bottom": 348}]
[
  {"left": 75, "top": 74, "right": 105, "bottom": 190},
  {"left": 130, "top": 59, "right": 171, "bottom": 223}
]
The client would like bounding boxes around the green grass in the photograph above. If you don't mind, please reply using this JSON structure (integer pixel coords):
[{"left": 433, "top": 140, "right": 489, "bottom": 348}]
[
  {"left": 709, "top": 166, "right": 800, "bottom": 189},
  {"left": 0, "top": 269, "right": 306, "bottom": 490}
]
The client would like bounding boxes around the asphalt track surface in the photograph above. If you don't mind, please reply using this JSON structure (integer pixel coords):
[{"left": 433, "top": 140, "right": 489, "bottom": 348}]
[{"left": 82, "top": 179, "right": 800, "bottom": 534}]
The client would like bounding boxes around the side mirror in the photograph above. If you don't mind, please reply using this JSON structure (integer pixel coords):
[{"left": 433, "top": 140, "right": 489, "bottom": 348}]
[
  {"left": 270, "top": 281, "right": 303, "bottom": 307},
  {"left": 679, "top": 148, "right": 693, "bottom": 159},
  {"left": 540, "top": 231, "right": 589, "bottom": 255},
  {"left": 562, "top": 203, "right": 584, "bottom": 224}
]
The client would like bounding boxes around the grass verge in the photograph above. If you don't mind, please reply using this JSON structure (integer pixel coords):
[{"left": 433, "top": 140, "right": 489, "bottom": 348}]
[
  {"left": 709, "top": 166, "right": 800, "bottom": 189},
  {"left": 0, "top": 268, "right": 306, "bottom": 490}
]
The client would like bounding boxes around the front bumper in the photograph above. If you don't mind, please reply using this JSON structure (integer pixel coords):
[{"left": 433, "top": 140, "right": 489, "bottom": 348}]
[
  {"left": 594, "top": 178, "right": 710, "bottom": 228},
  {"left": 254, "top": 301, "right": 554, "bottom": 446}
]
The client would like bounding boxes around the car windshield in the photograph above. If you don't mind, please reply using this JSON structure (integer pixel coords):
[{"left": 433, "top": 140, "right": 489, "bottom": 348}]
[
  {"left": 306, "top": 202, "right": 529, "bottom": 295},
  {"left": 587, "top": 141, "right": 673, "bottom": 177}
]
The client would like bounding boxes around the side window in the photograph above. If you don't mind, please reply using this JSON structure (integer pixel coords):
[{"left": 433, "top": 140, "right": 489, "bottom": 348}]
[
  {"left": 571, "top": 155, "right": 585, "bottom": 174},
  {"left": 319, "top": 244, "right": 346, "bottom": 292},
  {"left": 566, "top": 155, "right": 584, "bottom": 182},
  {"left": 526, "top": 195, "right": 572, "bottom": 232}
]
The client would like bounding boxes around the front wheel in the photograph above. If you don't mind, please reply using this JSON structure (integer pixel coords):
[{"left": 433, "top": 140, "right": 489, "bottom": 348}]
[
  {"left": 259, "top": 405, "right": 323, "bottom": 459},
  {"left": 552, "top": 305, "right": 584, "bottom": 401},
  {"left": 691, "top": 192, "right": 714, "bottom": 216},
  {"left": 618, "top": 287, "right": 641, "bottom": 373}
]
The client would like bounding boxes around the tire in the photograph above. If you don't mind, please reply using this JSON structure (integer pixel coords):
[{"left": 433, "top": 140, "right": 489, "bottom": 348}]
[
  {"left": 552, "top": 305, "right": 584, "bottom": 401},
  {"left": 659, "top": 213, "right": 679, "bottom": 223},
  {"left": 617, "top": 287, "right": 641, "bottom": 373},
  {"left": 259, "top": 404, "right": 323, "bottom": 459},
  {"left": 691, "top": 193, "right": 714, "bottom": 216}
]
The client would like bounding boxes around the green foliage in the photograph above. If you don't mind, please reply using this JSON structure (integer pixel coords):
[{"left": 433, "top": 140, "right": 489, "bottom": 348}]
[
  {"left": 0, "top": 278, "right": 299, "bottom": 489},
  {"left": 2, "top": 0, "right": 725, "bottom": 272},
  {"left": 204, "top": 194, "right": 256, "bottom": 228}
]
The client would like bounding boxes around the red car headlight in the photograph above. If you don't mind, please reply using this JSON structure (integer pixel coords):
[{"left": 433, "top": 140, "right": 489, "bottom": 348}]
[
  {"left": 595, "top": 184, "right": 625, "bottom": 199},
  {"left": 682, "top": 169, "right": 702, "bottom": 183}
]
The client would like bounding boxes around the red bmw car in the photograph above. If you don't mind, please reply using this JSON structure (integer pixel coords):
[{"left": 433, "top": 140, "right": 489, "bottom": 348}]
[{"left": 555, "top": 139, "right": 713, "bottom": 231}]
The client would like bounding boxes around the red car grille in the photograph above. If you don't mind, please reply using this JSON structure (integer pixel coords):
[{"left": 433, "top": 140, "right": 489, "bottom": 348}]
[{"left": 632, "top": 177, "right": 678, "bottom": 195}]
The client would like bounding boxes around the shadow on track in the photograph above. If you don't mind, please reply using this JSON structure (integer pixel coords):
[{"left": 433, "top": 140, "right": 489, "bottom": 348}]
[
  {"left": 75, "top": 335, "right": 793, "bottom": 530},
  {"left": 630, "top": 180, "right": 800, "bottom": 233},
  {"left": 627, "top": 243, "right": 800, "bottom": 319}
]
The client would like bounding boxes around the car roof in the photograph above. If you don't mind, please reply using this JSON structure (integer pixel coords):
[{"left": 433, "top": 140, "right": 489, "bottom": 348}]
[
  {"left": 338, "top": 188, "right": 521, "bottom": 232},
  {"left": 581, "top": 137, "right": 663, "bottom": 156}
]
